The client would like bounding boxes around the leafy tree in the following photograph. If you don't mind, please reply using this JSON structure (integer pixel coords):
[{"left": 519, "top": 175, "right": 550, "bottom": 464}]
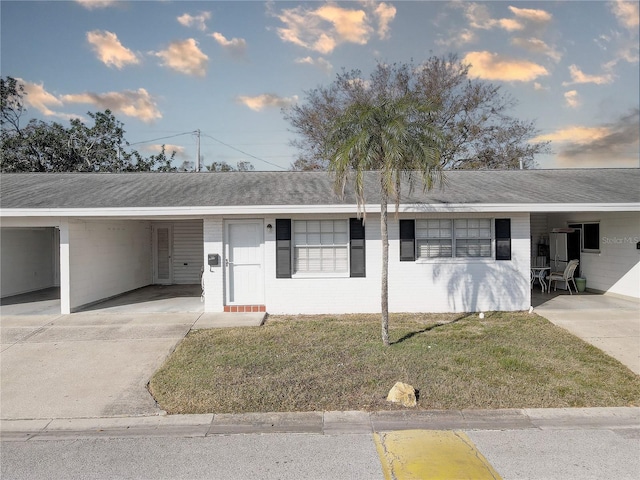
[
  {"left": 205, "top": 160, "right": 255, "bottom": 172},
  {"left": 327, "top": 93, "right": 443, "bottom": 346},
  {"left": 1, "top": 76, "right": 174, "bottom": 172},
  {"left": 285, "top": 55, "right": 549, "bottom": 171}
]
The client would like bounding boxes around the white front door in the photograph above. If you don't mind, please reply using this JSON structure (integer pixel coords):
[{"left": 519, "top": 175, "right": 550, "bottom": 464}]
[
  {"left": 225, "top": 220, "right": 264, "bottom": 305},
  {"left": 153, "top": 225, "right": 173, "bottom": 284}
]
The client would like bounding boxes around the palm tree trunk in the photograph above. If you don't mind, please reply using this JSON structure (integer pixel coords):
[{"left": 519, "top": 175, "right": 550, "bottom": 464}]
[{"left": 380, "top": 187, "right": 390, "bottom": 346}]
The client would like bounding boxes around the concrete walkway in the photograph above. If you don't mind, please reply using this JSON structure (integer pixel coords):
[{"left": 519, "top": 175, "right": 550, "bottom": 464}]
[{"left": 534, "top": 293, "right": 640, "bottom": 375}]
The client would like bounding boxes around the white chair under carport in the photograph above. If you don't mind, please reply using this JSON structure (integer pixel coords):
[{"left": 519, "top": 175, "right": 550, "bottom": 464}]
[{"left": 548, "top": 259, "right": 580, "bottom": 295}]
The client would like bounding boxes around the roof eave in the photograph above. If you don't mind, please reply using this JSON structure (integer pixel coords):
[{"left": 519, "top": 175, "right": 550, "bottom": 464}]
[{"left": 1, "top": 202, "right": 638, "bottom": 218}]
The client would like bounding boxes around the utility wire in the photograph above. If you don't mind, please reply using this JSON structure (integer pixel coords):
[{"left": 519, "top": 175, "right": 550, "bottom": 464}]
[
  {"left": 201, "top": 132, "right": 287, "bottom": 170},
  {"left": 128, "top": 131, "right": 194, "bottom": 147},
  {"left": 126, "top": 130, "right": 289, "bottom": 171}
]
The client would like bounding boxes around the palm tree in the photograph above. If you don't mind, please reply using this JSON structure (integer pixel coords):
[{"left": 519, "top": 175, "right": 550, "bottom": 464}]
[{"left": 327, "top": 95, "right": 443, "bottom": 346}]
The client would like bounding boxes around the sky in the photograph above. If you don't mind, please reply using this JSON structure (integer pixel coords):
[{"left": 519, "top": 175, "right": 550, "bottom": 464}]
[{"left": 1, "top": 0, "right": 638, "bottom": 171}]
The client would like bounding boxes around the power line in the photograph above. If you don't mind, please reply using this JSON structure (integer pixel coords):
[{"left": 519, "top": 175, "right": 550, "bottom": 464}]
[
  {"left": 127, "top": 130, "right": 290, "bottom": 171},
  {"left": 200, "top": 132, "right": 287, "bottom": 170},
  {"left": 128, "top": 131, "right": 194, "bottom": 147}
]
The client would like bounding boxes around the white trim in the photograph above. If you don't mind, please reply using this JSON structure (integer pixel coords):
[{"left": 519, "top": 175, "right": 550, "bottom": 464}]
[{"left": 2, "top": 202, "right": 638, "bottom": 218}]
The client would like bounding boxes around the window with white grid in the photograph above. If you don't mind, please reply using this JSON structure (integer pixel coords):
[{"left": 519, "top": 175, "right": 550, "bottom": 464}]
[
  {"left": 416, "top": 219, "right": 452, "bottom": 258},
  {"left": 415, "top": 218, "right": 492, "bottom": 258},
  {"left": 454, "top": 219, "right": 492, "bottom": 257},
  {"left": 293, "top": 220, "right": 348, "bottom": 274}
]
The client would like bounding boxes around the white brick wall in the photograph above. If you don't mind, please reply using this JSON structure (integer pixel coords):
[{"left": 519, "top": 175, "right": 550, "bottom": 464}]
[
  {"left": 0, "top": 227, "right": 57, "bottom": 297},
  {"left": 263, "top": 214, "right": 380, "bottom": 314},
  {"left": 387, "top": 213, "right": 530, "bottom": 313},
  {"left": 67, "top": 220, "right": 152, "bottom": 310},
  {"left": 548, "top": 211, "right": 639, "bottom": 299},
  {"left": 259, "top": 212, "right": 531, "bottom": 314}
]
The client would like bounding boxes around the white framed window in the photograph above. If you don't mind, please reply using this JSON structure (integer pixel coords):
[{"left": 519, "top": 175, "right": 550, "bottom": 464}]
[
  {"left": 416, "top": 219, "right": 452, "bottom": 258},
  {"left": 415, "top": 218, "right": 492, "bottom": 259},
  {"left": 293, "top": 220, "right": 349, "bottom": 275},
  {"left": 454, "top": 219, "right": 492, "bottom": 257}
]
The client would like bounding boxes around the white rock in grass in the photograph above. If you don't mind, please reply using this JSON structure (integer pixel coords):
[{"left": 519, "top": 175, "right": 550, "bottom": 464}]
[
  {"left": 386, "top": 382, "right": 417, "bottom": 408},
  {"left": 479, "top": 312, "right": 485, "bottom": 319}
]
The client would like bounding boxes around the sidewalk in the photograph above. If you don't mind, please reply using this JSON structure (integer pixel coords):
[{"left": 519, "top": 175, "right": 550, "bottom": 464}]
[{"left": 2, "top": 407, "right": 638, "bottom": 441}]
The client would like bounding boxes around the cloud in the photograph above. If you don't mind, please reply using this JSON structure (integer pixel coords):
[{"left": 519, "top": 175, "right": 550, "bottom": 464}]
[
  {"left": 373, "top": 2, "right": 396, "bottom": 39},
  {"left": 211, "top": 32, "right": 247, "bottom": 58},
  {"left": 236, "top": 93, "right": 299, "bottom": 111},
  {"left": 511, "top": 37, "right": 562, "bottom": 62},
  {"left": 462, "top": 3, "right": 499, "bottom": 30},
  {"left": 270, "top": 1, "right": 394, "bottom": 54},
  {"left": 564, "top": 90, "right": 581, "bottom": 108},
  {"left": 609, "top": 0, "right": 639, "bottom": 30},
  {"left": 143, "top": 144, "right": 188, "bottom": 159},
  {"left": 532, "top": 109, "right": 640, "bottom": 167},
  {"left": 508, "top": 6, "right": 552, "bottom": 24},
  {"left": 177, "top": 11, "right": 211, "bottom": 31},
  {"left": 496, "top": 18, "right": 524, "bottom": 32},
  {"left": 86, "top": 30, "right": 140, "bottom": 69},
  {"left": 153, "top": 39, "right": 208, "bottom": 77},
  {"left": 295, "top": 56, "right": 333, "bottom": 73},
  {"left": 16, "top": 78, "right": 79, "bottom": 120},
  {"left": 463, "top": 51, "right": 549, "bottom": 82},
  {"left": 62, "top": 88, "right": 162, "bottom": 123},
  {"left": 13, "top": 79, "right": 161, "bottom": 124},
  {"left": 314, "top": 4, "right": 370, "bottom": 43},
  {"left": 463, "top": 3, "right": 551, "bottom": 31},
  {"left": 436, "top": 28, "right": 476, "bottom": 47},
  {"left": 603, "top": 1, "right": 640, "bottom": 67},
  {"left": 563, "top": 64, "right": 614, "bottom": 86},
  {"left": 75, "top": 0, "right": 118, "bottom": 10}
]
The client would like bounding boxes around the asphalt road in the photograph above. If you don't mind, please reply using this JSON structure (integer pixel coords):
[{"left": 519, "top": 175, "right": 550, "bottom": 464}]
[{"left": 2, "top": 427, "right": 639, "bottom": 480}]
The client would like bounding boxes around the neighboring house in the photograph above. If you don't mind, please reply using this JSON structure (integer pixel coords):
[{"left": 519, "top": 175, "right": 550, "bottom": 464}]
[{"left": 1, "top": 169, "right": 638, "bottom": 315}]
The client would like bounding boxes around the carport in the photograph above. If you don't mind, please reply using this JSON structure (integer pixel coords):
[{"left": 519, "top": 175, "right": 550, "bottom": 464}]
[
  {"left": 0, "top": 218, "right": 204, "bottom": 314},
  {"left": 0, "top": 226, "right": 60, "bottom": 300}
]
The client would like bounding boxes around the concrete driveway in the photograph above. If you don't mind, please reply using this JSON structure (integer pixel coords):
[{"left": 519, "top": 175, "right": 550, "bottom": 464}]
[
  {"left": 1, "top": 312, "right": 199, "bottom": 419},
  {"left": 534, "top": 294, "right": 640, "bottom": 375}
]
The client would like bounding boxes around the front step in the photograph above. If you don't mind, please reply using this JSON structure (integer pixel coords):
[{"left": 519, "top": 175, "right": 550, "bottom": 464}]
[{"left": 224, "top": 305, "right": 266, "bottom": 313}]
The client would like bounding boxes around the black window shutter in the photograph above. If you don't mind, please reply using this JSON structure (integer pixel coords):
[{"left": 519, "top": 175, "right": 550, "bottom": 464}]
[
  {"left": 350, "top": 218, "right": 366, "bottom": 277},
  {"left": 276, "top": 219, "right": 291, "bottom": 278},
  {"left": 495, "top": 218, "right": 511, "bottom": 261},
  {"left": 399, "top": 220, "right": 415, "bottom": 261}
]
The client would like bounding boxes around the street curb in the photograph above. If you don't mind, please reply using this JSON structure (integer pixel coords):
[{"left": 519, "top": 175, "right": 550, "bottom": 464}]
[{"left": 1, "top": 407, "right": 638, "bottom": 441}]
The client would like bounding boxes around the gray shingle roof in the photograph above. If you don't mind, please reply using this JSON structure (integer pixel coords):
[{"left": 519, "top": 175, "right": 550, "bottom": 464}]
[{"left": 1, "top": 169, "right": 638, "bottom": 210}]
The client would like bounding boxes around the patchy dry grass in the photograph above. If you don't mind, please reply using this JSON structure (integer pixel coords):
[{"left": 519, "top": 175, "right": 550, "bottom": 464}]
[{"left": 149, "top": 312, "right": 640, "bottom": 414}]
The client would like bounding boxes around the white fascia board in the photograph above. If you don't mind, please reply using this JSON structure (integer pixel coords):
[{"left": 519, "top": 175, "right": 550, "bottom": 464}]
[
  {"left": 1, "top": 202, "right": 638, "bottom": 218},
  {"left": 0, "top": 217, "right": 64, "bottom": 227},
  {"left": 397, "top": 203, "right": 640, "bottom": 213},
  {"left": 0, "top": 205, "right": 360, "bottom": 218}
]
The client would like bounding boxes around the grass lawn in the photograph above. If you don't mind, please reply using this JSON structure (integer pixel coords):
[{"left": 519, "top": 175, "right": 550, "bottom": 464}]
[{"left": 149, "top": 312, "right": 640, "bottom": 414}]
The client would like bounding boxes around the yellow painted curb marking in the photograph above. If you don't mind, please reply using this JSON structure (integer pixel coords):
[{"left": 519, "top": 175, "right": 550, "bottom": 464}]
[{"left": 373, "top": 430, "right": 502, "bottom": 480}]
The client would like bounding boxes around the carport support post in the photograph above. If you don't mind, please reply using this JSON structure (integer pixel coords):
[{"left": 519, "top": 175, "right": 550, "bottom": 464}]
[
  {"left": 59, "top": 219, "right": 71, "bottom": 314},
  {"left": 203, "top": 217, "right": 224, "bottom": 312}
]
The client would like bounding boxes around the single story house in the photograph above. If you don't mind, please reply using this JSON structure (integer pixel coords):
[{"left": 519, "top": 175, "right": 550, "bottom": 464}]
[{"left": 1, "top": 169, "right": 638, "bottom": 315}]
